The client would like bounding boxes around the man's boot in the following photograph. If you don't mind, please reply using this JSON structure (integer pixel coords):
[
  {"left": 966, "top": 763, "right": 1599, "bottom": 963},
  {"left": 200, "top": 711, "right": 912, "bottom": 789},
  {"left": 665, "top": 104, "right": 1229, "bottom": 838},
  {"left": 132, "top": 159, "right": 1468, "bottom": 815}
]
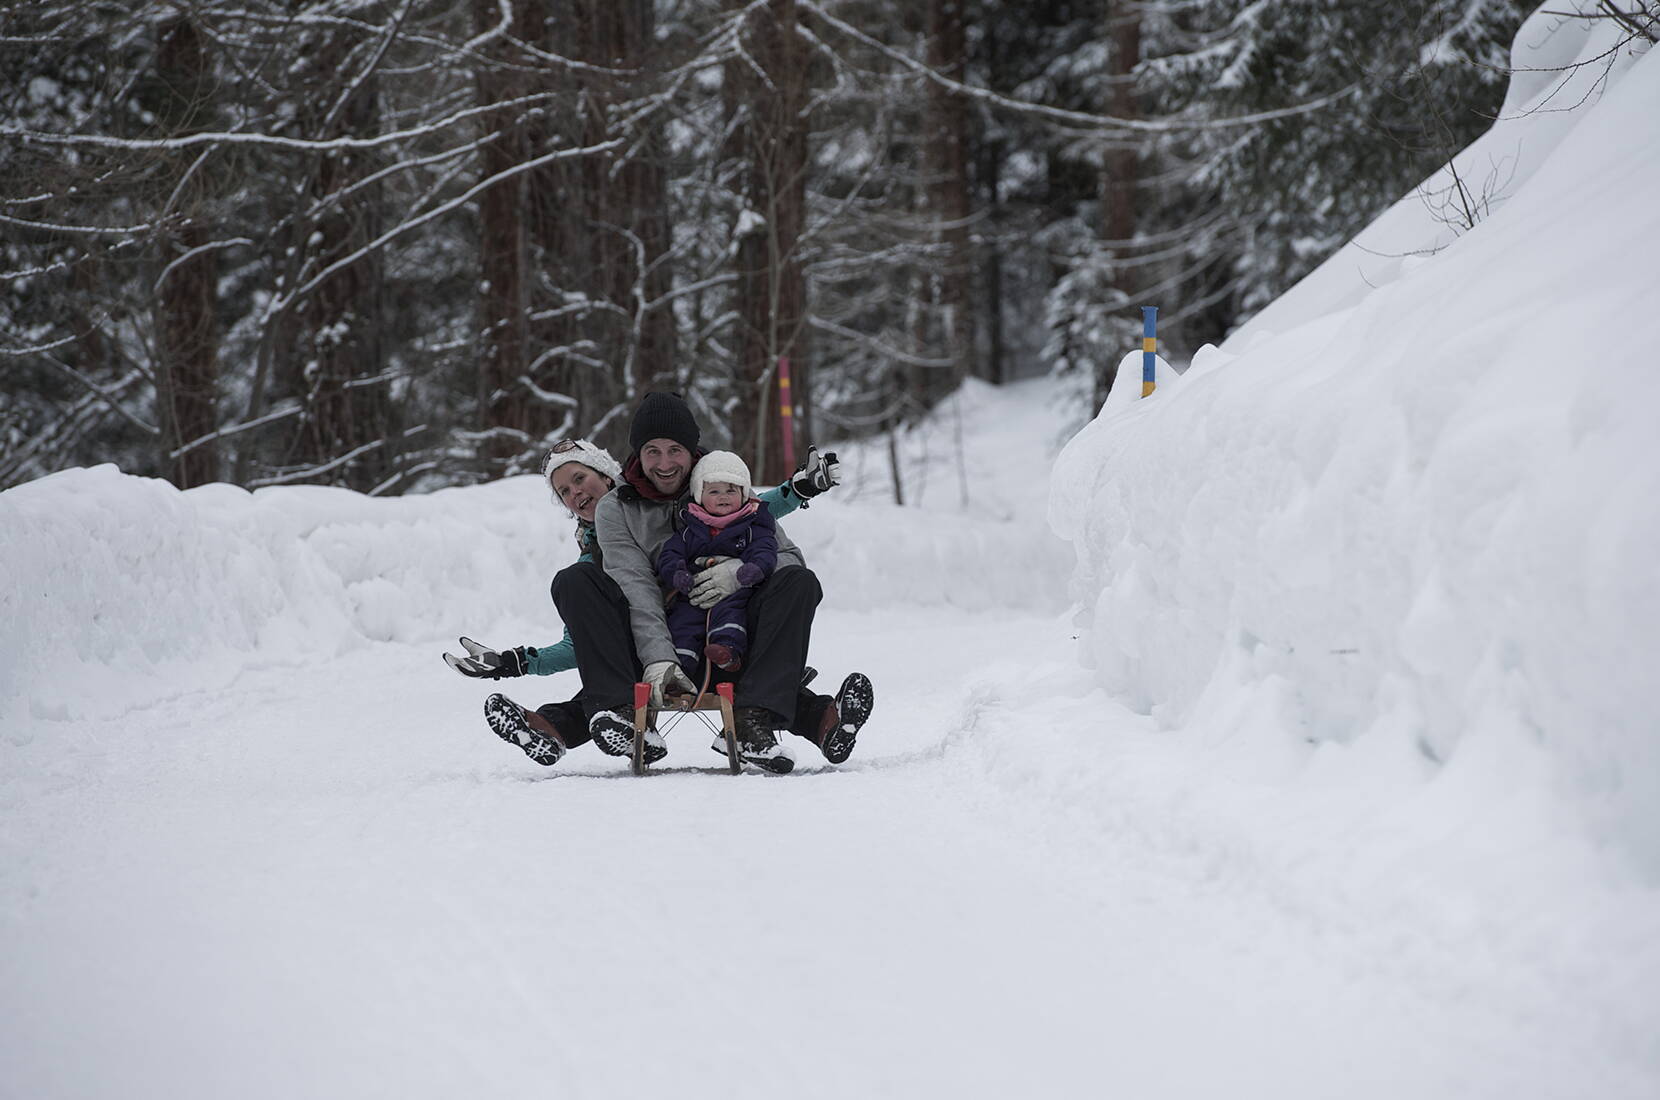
[
  {"left": 816, "top": 674, "right": 874, "bottom": 765},
  {"left": 734, "top": 706, "right": 794, "bottom": 774},
  {"left": 590, "top": 708, "right": 666, "bottom": 765}
]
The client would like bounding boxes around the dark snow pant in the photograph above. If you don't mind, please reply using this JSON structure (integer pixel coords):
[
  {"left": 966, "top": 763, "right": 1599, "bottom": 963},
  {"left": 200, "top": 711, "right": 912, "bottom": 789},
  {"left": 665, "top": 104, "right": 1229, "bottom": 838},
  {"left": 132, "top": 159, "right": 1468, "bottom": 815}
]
[
  {"left": 666, "top": 587, "right": 754, "bottom": 678},
  {"left": 550, "top": 561, "right": 641, "bottom": 717},
  {"left": 739, "top": 566, "right": 828, "bottom": 732},
  {"left": 549, "top": 560, "right": 832, "bottom": 741},
  {"left": 533, "top": 697, "right": 590, "bottom": 750}
]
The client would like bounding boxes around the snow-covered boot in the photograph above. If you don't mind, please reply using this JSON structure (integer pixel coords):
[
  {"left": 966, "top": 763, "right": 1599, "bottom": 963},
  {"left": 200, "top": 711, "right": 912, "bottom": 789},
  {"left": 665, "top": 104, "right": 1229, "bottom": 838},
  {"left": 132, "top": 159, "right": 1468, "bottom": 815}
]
[
  {"left": 484, "top": 693, "right": 566, "bottom": 766},
  {"left": 590, "top": 708, "right": 666, "bottom": 765},
  {"left": 734, "top": 707, "right": 794, "bottom": 774},
  {"left": 817, "top": 673, "right": 874, "bottom": 765}
]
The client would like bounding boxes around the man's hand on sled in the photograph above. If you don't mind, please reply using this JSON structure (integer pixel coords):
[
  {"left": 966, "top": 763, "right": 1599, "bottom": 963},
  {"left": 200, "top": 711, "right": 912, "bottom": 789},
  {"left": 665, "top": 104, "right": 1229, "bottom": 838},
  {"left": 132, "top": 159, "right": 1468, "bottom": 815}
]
[
  {"left": 443, "top": 637, "right": 529, "bottom": 679},
  {"left": 644, "top": 660, "right": 697, "bottom": 707},
  {"left": 690, "top": 556, "right": 745, "bottom": 608},
  {"left": 789, "top": 445, "right": 841, "bottom": 500}
]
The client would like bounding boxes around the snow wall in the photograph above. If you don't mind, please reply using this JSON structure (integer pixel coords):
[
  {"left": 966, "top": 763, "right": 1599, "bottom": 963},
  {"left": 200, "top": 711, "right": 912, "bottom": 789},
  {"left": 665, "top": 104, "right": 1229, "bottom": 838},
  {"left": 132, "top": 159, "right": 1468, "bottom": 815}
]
[
  {"left": 1049, "top": 8, "right": 1660, "bottom": 877},
  {"left": 0, "top": 447, "right": 1069, "bottom": 729}
]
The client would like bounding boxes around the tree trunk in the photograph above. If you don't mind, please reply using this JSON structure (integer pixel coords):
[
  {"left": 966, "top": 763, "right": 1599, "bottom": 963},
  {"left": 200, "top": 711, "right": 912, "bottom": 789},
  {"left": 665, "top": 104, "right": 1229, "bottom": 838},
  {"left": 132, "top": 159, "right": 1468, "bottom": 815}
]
[
  {"left": 474, "top": 0, "right": 536, "bottom": 458},
  {"left": 153, "top": 17, "right": 219, "bottom": 489},
  {"left": 1095, "top": 1, "right": 1142, "bottom": 412},
  {"left": 728, "top": 0, "right": 809, "bottom": 486},
  {"left": 925, "top": 0, "right": 976, "bottom": 385},
  {"left": 156, "top": 221, "right": 219, "bottom": 488},
  {"left": 980, "top": 133, "right": 1005, "bottom": 386},
  {"left": 535, "top": 0, "right": 673, "bottom": 456},
  {"left": 294, "top": 23, "right": 391, "bottom": 491}
]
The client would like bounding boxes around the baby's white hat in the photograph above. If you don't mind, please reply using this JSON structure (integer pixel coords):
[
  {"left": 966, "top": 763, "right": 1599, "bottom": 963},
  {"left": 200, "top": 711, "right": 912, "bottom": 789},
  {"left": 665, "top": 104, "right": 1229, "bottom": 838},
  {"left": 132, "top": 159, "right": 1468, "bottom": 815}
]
[{"left": 689, "top": 450, "right": 754, "bottom": 501}]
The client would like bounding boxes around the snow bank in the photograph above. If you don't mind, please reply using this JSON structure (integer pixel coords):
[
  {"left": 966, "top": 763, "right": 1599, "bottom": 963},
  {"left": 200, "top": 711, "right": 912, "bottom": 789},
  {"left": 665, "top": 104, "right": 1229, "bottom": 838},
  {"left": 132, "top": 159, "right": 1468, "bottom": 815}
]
[
  {"left": 0, "top": 378, "right": 1071, "bottom": 728},
  {"left": 1050, "top": 22, "right": 1660, "bottom": 876},
  {"left": 0, "top": 467, "right": 575, "bottom": 725},
  {"left": 809, "top": 375, "right": 1076, "bottom": 613}
]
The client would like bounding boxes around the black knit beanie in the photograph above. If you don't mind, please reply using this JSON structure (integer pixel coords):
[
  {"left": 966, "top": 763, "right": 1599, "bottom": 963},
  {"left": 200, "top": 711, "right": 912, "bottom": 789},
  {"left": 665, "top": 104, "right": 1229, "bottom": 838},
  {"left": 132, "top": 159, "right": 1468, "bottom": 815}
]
[{"left": 629, "top": 392, "right": 701, "bottom": 453}]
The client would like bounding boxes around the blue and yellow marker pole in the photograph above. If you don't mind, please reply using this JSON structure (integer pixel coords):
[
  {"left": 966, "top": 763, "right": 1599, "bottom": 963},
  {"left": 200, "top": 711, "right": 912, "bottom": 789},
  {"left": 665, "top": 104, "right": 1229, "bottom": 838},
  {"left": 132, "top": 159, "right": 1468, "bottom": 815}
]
[{"left": 1141, "top": 305, "right": 1158, "bottom": 398}]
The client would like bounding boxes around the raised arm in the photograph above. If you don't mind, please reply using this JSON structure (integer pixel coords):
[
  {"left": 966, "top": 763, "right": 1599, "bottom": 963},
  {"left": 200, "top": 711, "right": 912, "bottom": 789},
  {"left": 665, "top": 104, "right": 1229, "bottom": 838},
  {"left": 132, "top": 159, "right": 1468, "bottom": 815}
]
[
  {"left": 757, "top": 482, "right": 798, "bottom": 518},
  {"left": 762, "top": 446, "right": 840, "bottom": 516}
]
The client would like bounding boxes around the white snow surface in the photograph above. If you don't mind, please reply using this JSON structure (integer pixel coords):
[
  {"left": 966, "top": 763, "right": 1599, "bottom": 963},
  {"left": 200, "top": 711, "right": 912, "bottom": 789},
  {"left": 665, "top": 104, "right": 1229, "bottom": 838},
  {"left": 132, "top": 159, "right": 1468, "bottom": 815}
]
[
  {"left": 1053, "top": 8, "right": 1660, "bottom": 876},
  {"left": 5, "top": 12, "right": 1660, "bottom": 1100}
]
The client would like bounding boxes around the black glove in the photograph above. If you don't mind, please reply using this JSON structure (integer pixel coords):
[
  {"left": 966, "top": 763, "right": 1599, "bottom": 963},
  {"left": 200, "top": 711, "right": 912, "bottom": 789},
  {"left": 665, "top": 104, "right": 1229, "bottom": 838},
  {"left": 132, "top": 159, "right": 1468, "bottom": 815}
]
[
  {"left": 443, "top": 637, "right": 529, "bottom": 679},
  {"left": 789, "top": 445, "right": 841, "bottom": 500}
]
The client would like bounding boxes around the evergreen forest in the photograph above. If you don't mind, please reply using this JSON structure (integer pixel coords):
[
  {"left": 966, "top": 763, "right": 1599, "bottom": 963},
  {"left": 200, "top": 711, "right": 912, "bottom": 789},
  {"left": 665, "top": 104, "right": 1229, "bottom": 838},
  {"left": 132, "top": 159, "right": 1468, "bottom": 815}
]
[{"left": 1, "top": 1, "right": 1553, "bottom": 493}]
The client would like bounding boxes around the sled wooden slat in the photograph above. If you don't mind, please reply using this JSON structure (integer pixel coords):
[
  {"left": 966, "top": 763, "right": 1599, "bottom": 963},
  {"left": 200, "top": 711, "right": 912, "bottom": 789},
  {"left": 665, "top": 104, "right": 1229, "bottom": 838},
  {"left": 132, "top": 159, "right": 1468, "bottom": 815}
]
[
  {"left": 717, "top": 683, "right": 740, "bottom": 775},
  {"left": 631, "top": 681, "right": 742, "bottom": 775},
  {"left": 631, "top": 682, "right": 651, "bottom": 776}
]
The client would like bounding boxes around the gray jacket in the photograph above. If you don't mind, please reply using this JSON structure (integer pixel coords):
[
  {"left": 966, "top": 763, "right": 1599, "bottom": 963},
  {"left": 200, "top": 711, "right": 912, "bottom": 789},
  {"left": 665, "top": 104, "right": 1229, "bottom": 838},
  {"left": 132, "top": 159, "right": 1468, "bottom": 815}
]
[{"left": 596, "top": 485, "right": 806, "bottom": 668}]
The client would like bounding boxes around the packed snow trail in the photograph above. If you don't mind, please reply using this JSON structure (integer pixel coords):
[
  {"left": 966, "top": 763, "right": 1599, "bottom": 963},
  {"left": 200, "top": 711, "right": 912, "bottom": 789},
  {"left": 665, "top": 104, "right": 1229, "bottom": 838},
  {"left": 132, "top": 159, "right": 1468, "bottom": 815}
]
[{"left": 3, "top": 598, "right": 1652, "bottom": 1099}]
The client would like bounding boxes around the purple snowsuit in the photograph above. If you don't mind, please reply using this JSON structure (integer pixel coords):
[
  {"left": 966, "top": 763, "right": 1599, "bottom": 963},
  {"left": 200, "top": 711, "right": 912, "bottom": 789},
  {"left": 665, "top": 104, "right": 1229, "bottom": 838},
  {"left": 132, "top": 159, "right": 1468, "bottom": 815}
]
[{"left": 656, "top": 501, "right": 778, "bottom": 677}]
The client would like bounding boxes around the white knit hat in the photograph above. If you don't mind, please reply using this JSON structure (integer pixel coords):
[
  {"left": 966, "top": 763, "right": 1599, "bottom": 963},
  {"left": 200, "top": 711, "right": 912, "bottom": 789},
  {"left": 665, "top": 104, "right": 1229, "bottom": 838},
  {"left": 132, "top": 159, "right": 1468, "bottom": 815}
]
[
  {"left": 689, "top": 450, "right": 754, "bottom": 502},
  {"left": 541, "top": 439, "right": 623, "bottom": 507}
]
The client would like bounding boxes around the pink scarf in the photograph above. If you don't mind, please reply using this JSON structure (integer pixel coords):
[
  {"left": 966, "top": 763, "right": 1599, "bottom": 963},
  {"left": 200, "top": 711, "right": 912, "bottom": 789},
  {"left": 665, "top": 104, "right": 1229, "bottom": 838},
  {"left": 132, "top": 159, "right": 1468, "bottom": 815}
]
[{"left": 688, "top": 499, "right": 758, "bottom": 531}]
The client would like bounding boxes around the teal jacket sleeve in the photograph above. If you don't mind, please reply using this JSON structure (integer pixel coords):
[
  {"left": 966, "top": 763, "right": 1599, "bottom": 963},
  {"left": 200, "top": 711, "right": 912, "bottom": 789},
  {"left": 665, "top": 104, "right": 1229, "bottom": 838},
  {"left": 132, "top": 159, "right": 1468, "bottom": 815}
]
[
  {"left": 524, "top": 630, "right": 576, "bottom": 676},
  {"left": 759, "top": 481, "right": 804, "bottom": 519}
]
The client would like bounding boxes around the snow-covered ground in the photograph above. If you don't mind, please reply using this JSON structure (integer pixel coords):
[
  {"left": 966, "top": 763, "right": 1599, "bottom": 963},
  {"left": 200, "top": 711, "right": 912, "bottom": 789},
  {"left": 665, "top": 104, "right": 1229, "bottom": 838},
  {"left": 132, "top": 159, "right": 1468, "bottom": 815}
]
[
  {"left": 4, "top": 6, "right": 1657, "bottom": 1098},
  {"left": 3, "top": 376, "right": 1654, "bottom": 1098}
]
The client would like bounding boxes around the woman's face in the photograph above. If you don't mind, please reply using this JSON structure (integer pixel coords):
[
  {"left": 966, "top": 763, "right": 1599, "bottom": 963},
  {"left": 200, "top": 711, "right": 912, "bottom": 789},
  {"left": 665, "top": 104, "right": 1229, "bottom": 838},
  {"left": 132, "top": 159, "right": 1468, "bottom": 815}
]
[{"left": 550, "top": 463, "right": 615, "bottom": 522}]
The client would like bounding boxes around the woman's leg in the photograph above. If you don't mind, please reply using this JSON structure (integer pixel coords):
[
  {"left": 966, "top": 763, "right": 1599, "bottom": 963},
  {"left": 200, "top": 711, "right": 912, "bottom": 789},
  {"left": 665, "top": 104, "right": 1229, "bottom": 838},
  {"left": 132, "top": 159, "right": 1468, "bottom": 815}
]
[
  {"left": 535, "top": 696, "right": 590, "bottom": 749},
  {"left": 550, "top": 561, "right": 638, "bottom": 718}
]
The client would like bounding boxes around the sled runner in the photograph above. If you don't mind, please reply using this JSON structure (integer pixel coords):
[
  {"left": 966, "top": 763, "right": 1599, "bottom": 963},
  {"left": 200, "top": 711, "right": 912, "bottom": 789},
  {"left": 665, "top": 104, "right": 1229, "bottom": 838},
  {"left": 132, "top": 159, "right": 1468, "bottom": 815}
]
[{"left": 632, "top": 681, "right": 741, "bottom": 776}]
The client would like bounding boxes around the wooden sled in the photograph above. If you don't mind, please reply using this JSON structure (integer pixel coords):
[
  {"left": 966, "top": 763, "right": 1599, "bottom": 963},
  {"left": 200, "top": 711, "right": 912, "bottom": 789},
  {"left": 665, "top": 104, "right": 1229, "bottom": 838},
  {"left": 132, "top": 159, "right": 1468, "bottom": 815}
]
[{"left": 631, "top": 680, "right": 740, "bottom": 776}]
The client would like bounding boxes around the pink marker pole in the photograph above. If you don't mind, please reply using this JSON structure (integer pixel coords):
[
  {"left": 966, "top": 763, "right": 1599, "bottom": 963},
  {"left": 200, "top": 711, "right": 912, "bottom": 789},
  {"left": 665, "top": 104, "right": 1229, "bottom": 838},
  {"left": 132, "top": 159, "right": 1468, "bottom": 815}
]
[{"left": 777, "top": 356, "right": 797, "bottom": 471}]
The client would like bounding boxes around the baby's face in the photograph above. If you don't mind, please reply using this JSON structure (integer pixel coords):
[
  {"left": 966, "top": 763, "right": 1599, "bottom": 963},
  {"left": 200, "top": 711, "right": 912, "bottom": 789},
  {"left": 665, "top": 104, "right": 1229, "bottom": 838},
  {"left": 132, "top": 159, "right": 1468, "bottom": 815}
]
[{"left": 700, "top": 481, "right": 744, "bottom": 516}]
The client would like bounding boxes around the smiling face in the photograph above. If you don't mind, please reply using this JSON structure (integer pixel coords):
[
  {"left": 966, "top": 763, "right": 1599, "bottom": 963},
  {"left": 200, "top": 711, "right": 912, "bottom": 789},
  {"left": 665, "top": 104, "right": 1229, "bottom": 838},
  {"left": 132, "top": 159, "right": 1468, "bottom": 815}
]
[
  {"left": 550, "top": 462, "right": 615, "bottom": 522},
  {"left": 639, "top": 438, "right": 693, "bottom": 496},
  {"left": 699, "top": 480, "right": 745, "bottom": 517}
]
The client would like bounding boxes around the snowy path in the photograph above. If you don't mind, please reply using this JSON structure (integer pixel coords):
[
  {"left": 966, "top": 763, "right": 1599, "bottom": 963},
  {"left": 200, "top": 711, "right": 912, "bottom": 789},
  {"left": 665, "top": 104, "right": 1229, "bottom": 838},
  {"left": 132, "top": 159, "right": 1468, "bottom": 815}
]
[{"left": 5, "top": 602, "right": 1649, "bottom": 1099}]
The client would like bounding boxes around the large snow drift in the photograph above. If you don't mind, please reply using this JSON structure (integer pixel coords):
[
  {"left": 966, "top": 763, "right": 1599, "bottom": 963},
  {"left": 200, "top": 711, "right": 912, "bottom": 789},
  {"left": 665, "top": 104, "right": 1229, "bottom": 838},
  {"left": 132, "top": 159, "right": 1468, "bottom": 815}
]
[
  {"left": 0, "top": 380, "right": 1071, "bottom": 728},
  {"left": 1051, "top": 8, "right": 1660, "bottom": 876}
]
